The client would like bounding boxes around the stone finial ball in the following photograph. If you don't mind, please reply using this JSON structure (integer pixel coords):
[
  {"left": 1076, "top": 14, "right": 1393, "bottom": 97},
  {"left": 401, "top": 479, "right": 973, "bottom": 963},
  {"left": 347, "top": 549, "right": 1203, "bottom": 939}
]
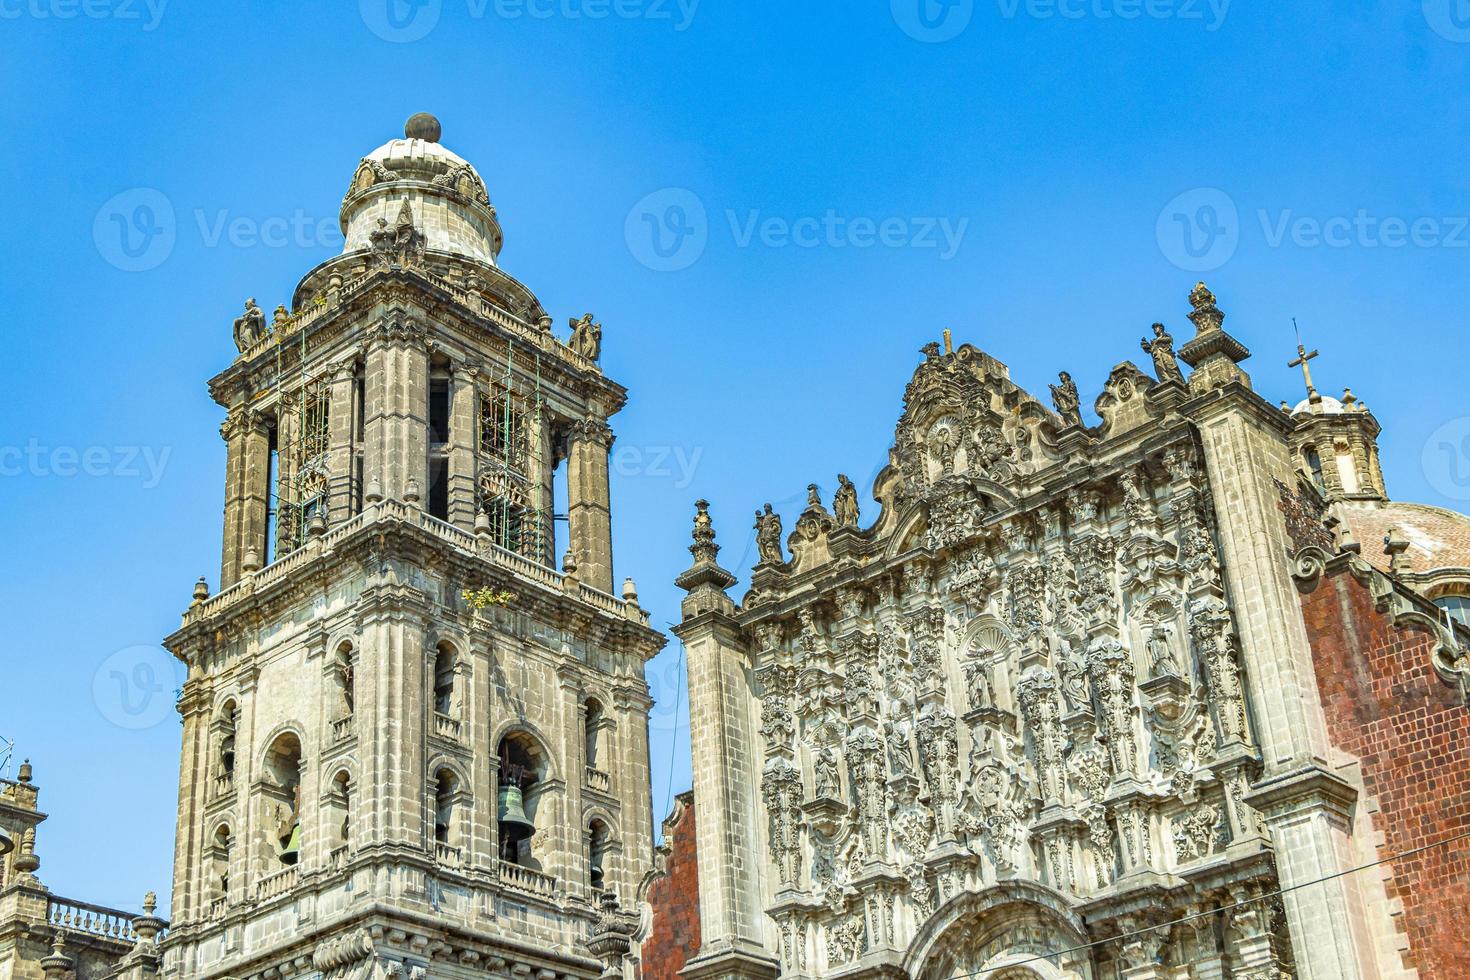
[{"left": 405, "top": 113, "right": 442, "bottom": 142}]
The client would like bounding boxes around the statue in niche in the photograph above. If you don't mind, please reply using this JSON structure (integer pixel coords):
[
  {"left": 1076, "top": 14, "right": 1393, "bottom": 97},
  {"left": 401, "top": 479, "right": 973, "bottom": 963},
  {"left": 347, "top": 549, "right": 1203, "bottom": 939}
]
[
  {"left": 1141, "top": 322, "right": 1185, "bottom": 385},
  {"left": 1056, "top": 638, "right": 1091, "bottom": 714},
  {"left": 885, "top": 720, "right": 916, "bottom": 777},
  {"left": 569, "top": 313, "right": 603, "bottom": 360},
  {"left": 232, "top": 298, "right": 267, "bottom": 352},
  {"left": 755, "top": 504, "right": 784, "bottom": 565},
  {"left": 834, "top": 475, "right": 860, "bottom": 528},
  {"left": 963, "top": 658, "right": 996, "bottom": 711},
  {"left": 1147, "top": 622, "right": 1182, "bottom": 679},
  {"left": 1050, "top": 371, "right": 1083, "bottom": 428},
  {"left": 813, "top": 746, "right": 842, "bottom": 799}
]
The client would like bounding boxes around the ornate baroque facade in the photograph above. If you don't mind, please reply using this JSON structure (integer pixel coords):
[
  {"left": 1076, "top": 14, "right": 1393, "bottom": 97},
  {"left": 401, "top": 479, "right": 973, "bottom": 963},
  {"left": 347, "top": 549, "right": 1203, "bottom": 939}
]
[{"left": 662, "top": 291, "right": 1470, "bottom": 979}]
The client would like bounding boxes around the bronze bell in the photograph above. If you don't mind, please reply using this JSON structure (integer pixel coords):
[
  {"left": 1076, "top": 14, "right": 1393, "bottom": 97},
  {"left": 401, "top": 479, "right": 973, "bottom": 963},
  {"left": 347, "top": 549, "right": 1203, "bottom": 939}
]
[
  {"left": 278, "top": 822, "right": 301, "bottom": 865},
  {"left": 497, "top": 783, "right": 535, "bottom": 843}
]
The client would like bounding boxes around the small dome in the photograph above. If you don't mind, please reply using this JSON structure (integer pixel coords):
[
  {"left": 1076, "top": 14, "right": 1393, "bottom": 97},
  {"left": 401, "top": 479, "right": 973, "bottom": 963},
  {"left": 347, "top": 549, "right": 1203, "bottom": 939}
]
[
  {"left": 339, "top": 115, "right": 503, "bottom": 266},
  {"left": 1292, "top": 394, "right": 1345, "bottom": 417}
]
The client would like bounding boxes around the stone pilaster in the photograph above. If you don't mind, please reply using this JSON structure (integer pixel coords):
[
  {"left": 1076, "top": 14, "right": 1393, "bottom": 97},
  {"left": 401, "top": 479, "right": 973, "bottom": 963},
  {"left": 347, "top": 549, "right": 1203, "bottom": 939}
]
[
  {"left": 1181, "top": 291, "right": 1383, "bottom": 978},
  {"left": 673, "top": 502, "right": 777, "bottom": 980}
]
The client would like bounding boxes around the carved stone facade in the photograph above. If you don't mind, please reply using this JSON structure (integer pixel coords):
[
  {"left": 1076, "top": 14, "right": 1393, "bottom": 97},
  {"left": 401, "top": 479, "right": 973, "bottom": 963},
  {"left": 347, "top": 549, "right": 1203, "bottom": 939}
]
[
  {"left": 668, "top": 290, "right": 1470, "bottom": 980},
  {"left": 157, "top": 115, "right": 664, "bottom": 980}
]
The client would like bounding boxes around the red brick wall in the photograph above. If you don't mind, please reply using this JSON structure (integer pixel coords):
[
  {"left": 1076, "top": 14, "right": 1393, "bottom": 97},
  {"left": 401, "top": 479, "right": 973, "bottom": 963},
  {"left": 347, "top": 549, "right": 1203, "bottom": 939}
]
[
  {"left": 642, "top": 792, "right": 701, "bottom": 980},
  {"left": 1298, "top": 565, "right": 1470, "bottom": 978}
]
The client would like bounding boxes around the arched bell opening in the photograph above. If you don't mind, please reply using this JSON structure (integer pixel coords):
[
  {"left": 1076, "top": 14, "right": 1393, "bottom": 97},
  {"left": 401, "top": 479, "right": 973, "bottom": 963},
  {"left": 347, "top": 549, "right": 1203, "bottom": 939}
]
[
  {"left": 496, "top": 730, "right": 549, "bottom": 867},
  {"left": 328, "top": 769, "right": 352, "bottom": 848},
  {"left": 433, "top": 642, "right": 458, "bottom": 718},
  {"left": 212, "top": 699, "right": 239, "bottom": 785},
  {"left": 209, "top": 824, "right": 232, "bottom": 900},
  {"left": 583, "top": 696, "right": 606, "bottom": 770},
  {"left": 333, "top": 642, "right": 356, "bottom": 720},
  {"left": 434, "top": 768, "right": 459, "bottom": 846},
  {"left": 262, "top": 732, "right": 303, "bottom": 868},
  {"left": 587, "top": 817, "right": 614, "bottom": 893}
]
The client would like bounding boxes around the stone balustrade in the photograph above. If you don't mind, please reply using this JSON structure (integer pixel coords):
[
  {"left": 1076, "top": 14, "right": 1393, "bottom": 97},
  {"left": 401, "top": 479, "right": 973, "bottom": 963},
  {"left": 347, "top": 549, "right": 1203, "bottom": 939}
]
[
  {"left": 498, "top": 860, "right": 557, "bottom": 901},
  {"left": 253, "top": 866, "right": 298, "bottom": 902},
  {"left": 584, "top": 766, "right": 612, "bottom": 794}
]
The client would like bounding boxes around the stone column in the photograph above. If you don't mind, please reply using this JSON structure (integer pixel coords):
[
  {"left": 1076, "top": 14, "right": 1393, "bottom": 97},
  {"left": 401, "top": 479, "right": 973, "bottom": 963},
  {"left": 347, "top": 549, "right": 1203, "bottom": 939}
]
[
  {"left": 556, "top": 669, "right": 587, "bottom": 901},
  {"left": 363, "top": 316, "right": 429, "bottom": 503},
  {"left": 567, "top": 416, "right": 615, "bottom": 593},
  {"left": 1180, "top": 283, "right": 1383, "bottom": 980},
  {"left": 172, "top": 682, "right": 214, "bottom": 924},
  {"left": 675, "top": 612, "right": 776, "bottom": 980},
  {"left": 447, "top": 360, "right": 480, "bottom": 531},
  {"left": 327, "top": 359, "right": 358, "bottom": 525},
  {"left": 220, "top": 409, "right": 271, "bottom": 586},
  {"left": 469, "top": 630, "right": 496, "bottom": 875}
]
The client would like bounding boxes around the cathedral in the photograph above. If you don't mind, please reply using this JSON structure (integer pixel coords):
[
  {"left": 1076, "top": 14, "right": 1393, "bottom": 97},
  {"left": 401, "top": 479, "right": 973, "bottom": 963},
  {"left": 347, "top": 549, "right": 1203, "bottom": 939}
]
[{"left": 3, "top": 115, "right": 1470, "bottom": 980}]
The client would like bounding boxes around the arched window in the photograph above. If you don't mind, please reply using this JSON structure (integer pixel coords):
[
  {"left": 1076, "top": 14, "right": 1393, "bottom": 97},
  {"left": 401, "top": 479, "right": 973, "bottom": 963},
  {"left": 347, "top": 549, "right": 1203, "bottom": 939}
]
[
  {"left": 263, "top": 733, "right": 303, "bottom": 867},
  {"left": 434, "top": 643, "right": 457, "bottom": 718},
  {"left": 330, "top": 770, "right": 352, "bottom": 845},
  {"left": 210, "top": 824, "right": 232, "bottom": 899},
  {"left": 216, "top": 700, "right": 238, "bottom": 780},
  {"left": 1304, "top": 446, "right": 1326, "bottom": 489},
  {"left": 496, "top": 731, "right": 550, "bottom": 867},
  {"left": 584, "top": 697, "right": 605, "bottom": 770},
  {"left": 334, "top": 642, "right": 356, "bottom": 719},
  {"left": 588, "top": 818, "right": 612, "bottom": 892},
  {"left": 434, "top": 769, "right": 458, "bottom": 846},
  {"left": 1435, "top": 594, "right": 1470, "bottom": 630}
]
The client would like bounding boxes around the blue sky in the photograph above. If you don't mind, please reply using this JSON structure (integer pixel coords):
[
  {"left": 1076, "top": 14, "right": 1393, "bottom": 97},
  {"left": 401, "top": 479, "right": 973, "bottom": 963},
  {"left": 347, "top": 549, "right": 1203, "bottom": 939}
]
[{"left": 3, "top": 0, "right": 1470, "bottom": 915}]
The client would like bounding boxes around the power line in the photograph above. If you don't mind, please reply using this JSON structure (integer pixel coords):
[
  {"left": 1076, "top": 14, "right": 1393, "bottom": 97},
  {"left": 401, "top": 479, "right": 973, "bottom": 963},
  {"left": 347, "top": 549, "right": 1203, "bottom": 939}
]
[{"left": 928, "top": 827, "right": 1470, "bottom": 979}]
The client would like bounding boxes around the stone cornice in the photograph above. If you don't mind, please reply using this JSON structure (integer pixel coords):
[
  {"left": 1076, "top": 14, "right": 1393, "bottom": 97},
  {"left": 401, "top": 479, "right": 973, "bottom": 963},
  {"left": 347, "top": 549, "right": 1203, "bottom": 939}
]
[
  {"left": 208, "top": 265, "right": 627, "bottom": 419},
  {"left": 166, "top": 501, "right": 665, "bottom": 667}
]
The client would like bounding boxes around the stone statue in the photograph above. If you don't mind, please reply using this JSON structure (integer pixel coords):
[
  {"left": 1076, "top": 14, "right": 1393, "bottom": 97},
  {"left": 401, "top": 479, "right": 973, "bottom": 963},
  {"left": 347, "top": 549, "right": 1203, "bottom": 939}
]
[
  {"left": 1051, "top": 371, "right": 1083, "bottom": 428},
  {"left": 755, "top": 504, "right": 784, "bottom": 565},
  {"left": 232, "top": 298, "right": 267, "bottom": 352},
  {"left": 807, "top": 484, "right": 822, "bottom": 509},
  {"left": 885, "top": 720, "right": 915, "bottom": 777},
  {"left": 569, "top": 313, "right": 603, "bottom": 361},
  {"left": 1141, "top": 323, "right": 1185, "bottom": 385},
  {"left": 1057, "top": 640, "right": 1090, "bottom": 715},
  {"left": 1147, "top": 623, "right": 1182, "bottom": 679},
  {"left": 370, "top": 200, "right": 426, "bottom": 266},
  {"left": 813, "top": 746, "right": 841, "bottom": 799},
  {"left": 963, "top": 659, "right": 996, "bottom": 711},
  {"left": 833, "top": 474, "right": 860, "bottom": 528}
]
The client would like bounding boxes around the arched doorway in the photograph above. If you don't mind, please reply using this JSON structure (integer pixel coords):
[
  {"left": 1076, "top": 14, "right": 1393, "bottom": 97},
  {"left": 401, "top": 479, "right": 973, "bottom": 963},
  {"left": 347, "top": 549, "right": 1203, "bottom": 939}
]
[{"left": 903, "top": 885, "right": 1094, "bottom": 980}]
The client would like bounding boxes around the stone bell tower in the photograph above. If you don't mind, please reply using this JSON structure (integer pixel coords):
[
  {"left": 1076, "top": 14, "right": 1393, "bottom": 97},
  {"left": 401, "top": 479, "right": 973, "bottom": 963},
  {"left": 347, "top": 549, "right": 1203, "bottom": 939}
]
[{"left": 163, "top": 114, "right": 664, "bottom": 980}]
